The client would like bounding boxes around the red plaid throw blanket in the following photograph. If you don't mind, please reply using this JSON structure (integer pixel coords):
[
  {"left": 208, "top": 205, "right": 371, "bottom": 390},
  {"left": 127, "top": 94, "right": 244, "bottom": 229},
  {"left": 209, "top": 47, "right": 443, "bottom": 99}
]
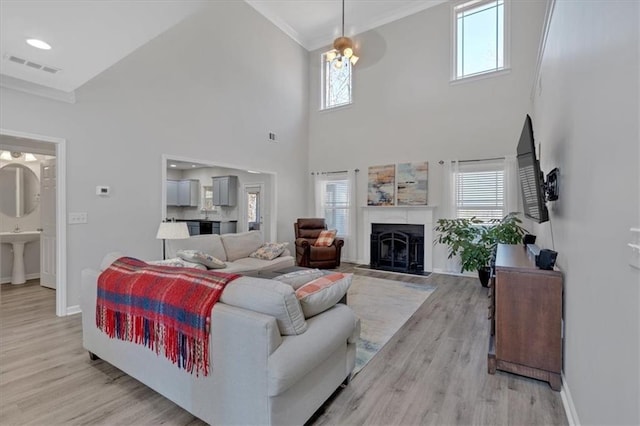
[{"left": 96, "top": 257, "right": 239, "bottom": 376}]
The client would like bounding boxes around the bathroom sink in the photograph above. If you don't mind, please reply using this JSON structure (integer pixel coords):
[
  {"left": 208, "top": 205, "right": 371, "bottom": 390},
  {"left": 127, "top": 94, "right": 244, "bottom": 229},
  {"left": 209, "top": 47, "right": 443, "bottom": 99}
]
[
  {"left": 0, "top": 231, "right": 41, "bottom": 244},
  {"left": 0, "top": 231, "right": 41, "bottom": 284}
]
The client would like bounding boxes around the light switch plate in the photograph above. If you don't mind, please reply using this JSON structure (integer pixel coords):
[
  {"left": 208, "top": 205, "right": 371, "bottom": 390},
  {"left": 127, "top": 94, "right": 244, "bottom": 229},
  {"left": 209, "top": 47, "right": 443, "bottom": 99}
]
[{"left": 68, "top": 212, "right": 88, "bottom": 224}]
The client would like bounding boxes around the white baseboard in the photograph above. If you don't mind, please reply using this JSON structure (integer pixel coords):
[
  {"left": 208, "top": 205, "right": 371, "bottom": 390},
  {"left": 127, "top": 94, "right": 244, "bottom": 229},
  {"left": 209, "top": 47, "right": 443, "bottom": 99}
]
[
  {"left": 561, "top": 372, "right": 580, "bottom": 426},
  {"left": 1, "top": 273, "right": 41, "bottom": 284},
  {"left": 66, "top": 305, "right": 81, "bottom": 316},
  {"left": 431, "top": 268, "right": 476, "bottom": 278}
]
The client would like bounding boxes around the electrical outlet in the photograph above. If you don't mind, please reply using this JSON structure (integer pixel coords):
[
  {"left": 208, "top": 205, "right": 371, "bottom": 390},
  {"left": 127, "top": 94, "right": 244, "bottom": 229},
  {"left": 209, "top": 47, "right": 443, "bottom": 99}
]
[
  {"left": 268, "top": 132, "right": 277, "bottom": 142},
  {"left": 68, "top": 212, "right": 88, "bottom": 224}
]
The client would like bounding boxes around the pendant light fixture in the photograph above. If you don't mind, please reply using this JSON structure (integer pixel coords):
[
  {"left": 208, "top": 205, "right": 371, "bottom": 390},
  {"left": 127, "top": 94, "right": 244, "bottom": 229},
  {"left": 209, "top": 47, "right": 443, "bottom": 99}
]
[{"left": 326, "top": 0, "right": 359, "bottom": 68}]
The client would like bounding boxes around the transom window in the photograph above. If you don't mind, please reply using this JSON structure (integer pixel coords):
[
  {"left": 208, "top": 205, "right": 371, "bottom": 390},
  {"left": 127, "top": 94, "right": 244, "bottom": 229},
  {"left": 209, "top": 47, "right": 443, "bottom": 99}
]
[
  {"left": 453, "top": 0, "right": 509, "bottom": 81},
  {"left": 321, "top": 51, "right": 352, "bottom": 110}
]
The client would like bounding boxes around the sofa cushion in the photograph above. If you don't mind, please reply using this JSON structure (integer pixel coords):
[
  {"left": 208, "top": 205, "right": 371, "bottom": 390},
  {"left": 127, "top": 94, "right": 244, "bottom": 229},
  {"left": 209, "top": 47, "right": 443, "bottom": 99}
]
[
  {"left": 249, "top": 242, "right": 288, "bottom": 260},
  {"left": 313, "top": 229, "right": 337, "bottom": 247},
  {"left": 220, "top": 231, "right": 263, "bottom": 262},
  {"left": 177, "top": 249, "right": 226, "bottom": 269},
  {"left": 220, "top": 276, "right": 307, "bottom": 335},
  {"left": 166, "top": 234, "right": 227, "bottom": 261},
  {"left": 275, "top": 269, "right": 327, "bottom": 290},
  {"left": 295, "top": 273, "right": 352, "bottom": 318}
]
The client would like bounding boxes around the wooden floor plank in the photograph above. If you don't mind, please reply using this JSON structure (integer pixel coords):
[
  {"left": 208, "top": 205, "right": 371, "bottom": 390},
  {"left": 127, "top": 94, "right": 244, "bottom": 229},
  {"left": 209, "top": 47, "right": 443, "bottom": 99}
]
[{"left": 0, "top": 268, "right": 568, "bottom": 425}]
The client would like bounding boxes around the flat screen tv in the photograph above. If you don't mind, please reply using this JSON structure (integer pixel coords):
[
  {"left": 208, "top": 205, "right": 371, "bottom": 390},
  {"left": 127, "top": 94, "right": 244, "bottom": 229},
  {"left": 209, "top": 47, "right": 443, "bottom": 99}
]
[{"left": 517, "top": 115, "right": 549, "bottom": 223}]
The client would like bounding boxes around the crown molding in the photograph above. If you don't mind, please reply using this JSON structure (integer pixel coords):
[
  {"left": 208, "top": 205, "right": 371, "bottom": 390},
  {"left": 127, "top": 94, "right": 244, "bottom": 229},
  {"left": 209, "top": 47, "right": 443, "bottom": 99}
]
[
  {"left": 0, "top": 74, "right": 76, "bottom": 104},
  {"left": 305, "top": 0, "right": 448, "bottom": 51},
  {"left": 531, "top": 0, "right": 556, "bottom": 100},
  {"left": 244, "top": 0, "right": 308, "bottom": 48}
]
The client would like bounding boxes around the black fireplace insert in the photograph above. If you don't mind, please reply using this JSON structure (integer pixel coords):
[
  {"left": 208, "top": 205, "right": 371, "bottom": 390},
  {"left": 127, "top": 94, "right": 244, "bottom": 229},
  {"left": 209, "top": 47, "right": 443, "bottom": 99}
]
[{"left": 370, "top": 223, "right": 424, "bottom": 273}]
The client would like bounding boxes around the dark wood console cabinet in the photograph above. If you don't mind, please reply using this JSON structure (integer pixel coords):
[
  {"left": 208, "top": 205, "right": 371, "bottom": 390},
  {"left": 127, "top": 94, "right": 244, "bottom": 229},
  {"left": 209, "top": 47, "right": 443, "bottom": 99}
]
[{"left": 488, "top": 244, "right": 563, "bottom": 391}]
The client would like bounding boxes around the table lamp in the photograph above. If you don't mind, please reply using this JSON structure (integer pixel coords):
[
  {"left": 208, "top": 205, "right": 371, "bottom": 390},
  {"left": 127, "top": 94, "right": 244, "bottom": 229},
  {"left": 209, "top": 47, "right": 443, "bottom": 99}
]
[{"left": 156, "top": 221, "right": 189, "bottom": 259}]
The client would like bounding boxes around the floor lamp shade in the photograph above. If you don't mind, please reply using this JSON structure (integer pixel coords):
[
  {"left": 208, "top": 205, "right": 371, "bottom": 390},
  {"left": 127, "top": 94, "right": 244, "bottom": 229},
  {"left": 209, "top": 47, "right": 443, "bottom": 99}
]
[{"left": 156, "top": 222, "right": 189, "bottom": 259}]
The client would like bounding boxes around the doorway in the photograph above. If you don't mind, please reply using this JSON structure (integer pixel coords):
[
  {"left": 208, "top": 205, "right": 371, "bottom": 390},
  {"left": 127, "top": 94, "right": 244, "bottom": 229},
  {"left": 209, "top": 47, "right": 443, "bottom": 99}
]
[
  {"left": 0, "top": 128, "right": 67, "bottom": 316},
  {"left": 244, "top": 183, "right": 265, "bottom": 232},
  {"left": 161, "top": 154, "right": 277, "bottom": 242}
]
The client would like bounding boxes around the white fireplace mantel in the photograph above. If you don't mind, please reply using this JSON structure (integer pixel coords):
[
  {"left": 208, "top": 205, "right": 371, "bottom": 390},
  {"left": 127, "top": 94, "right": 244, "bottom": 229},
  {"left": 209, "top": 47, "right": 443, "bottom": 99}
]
[{"left": 361, "top": 206, "right": 437, "bottom": 272}]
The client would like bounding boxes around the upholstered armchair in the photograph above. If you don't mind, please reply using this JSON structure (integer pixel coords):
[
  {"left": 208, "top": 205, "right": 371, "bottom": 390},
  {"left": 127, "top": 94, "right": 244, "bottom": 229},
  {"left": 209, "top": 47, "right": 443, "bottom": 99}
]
[{"left": 294, "top": 218, "right": 344, "bottom": 269}]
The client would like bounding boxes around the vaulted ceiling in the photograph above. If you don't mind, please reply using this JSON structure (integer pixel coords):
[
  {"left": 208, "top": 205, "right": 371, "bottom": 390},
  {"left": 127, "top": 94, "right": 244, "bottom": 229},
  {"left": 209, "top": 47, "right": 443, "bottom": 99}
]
[{"left": 0, "top": 0, "right": 446, "bottom": 93}]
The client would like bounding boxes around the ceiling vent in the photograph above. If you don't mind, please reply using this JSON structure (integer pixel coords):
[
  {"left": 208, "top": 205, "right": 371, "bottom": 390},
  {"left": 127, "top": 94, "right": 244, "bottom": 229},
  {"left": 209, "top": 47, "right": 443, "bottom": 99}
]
[{"left": 4, "top": 54, "right": 61, "bottom": 74}]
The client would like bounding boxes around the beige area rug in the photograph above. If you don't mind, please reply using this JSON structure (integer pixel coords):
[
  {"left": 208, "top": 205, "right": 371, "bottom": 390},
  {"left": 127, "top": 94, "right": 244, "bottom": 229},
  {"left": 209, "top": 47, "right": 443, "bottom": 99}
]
[{"left": 348, "top": 274, "right": 435, "bottom": 375}]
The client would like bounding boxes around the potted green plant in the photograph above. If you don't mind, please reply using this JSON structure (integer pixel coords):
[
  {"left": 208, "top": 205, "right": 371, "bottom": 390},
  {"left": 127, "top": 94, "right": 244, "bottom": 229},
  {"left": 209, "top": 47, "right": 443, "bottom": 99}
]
[{"left": 434, "top": 212, "right": 527, "bottom": 287}]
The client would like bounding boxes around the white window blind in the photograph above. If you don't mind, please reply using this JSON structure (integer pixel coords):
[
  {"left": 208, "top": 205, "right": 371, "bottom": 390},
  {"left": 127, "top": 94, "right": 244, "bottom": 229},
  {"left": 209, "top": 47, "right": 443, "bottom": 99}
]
[
  {"left": 455, "top": 160, "right": 505, "bottom": 221},
  {"left": 322, "top": 179, "right": 350, "bottom": 236}
]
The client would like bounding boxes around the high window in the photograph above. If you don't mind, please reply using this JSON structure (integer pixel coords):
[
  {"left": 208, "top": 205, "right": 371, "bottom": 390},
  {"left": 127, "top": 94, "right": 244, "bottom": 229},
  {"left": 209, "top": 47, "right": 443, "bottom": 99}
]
[
  {"left": 321, "top": 51, "right": 352, "bottom": 110},
  {"left": 453, "top": 0, "right": 509, "bottom": 81},
  {"left": 455, "top": 160, "right": 505, "bottom": 221}
]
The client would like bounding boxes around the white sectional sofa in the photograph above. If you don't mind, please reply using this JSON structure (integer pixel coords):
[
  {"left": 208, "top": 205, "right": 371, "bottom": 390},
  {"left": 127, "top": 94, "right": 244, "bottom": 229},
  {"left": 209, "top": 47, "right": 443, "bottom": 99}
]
[
  {"left": 81, "top": 261, "right": 359, "bottom": 425},
  {"left": 164, "top": 230, "right": 294, "bottom": 273}
]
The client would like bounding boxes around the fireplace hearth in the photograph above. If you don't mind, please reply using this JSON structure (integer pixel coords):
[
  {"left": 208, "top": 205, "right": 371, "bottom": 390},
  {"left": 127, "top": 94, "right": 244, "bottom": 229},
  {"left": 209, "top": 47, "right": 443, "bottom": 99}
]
[{"left": 370, "top": 223, "right": 424, "bottom": 273}]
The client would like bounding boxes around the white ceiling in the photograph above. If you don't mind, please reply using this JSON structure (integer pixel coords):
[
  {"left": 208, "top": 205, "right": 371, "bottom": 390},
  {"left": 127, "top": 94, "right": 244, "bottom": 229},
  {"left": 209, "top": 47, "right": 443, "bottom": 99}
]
[{"left": 0, "top": 0, "right": 446, "bottom": 94}]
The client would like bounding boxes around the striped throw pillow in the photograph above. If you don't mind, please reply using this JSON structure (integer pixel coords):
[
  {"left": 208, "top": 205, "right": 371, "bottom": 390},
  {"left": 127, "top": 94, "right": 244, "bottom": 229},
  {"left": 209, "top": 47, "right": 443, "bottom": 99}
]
[
  {"left": 313, "top": 229, "right": 337, "bottom": 247},
  {"left": 295, "top": 272, "right": 352, "bottom": 318}
]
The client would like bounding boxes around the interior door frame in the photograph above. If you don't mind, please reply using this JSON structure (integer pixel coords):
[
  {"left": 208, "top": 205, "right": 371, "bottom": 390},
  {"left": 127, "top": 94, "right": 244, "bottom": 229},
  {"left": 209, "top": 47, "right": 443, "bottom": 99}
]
[
  {"left": 241, "top": 182, "right": 266, "bottom": 234},
  {"left": 161, "top": 154, "right": 277, "bottom": 243},
  {"left": 1, "top": 128, "right": 67, "bottom": 317}
]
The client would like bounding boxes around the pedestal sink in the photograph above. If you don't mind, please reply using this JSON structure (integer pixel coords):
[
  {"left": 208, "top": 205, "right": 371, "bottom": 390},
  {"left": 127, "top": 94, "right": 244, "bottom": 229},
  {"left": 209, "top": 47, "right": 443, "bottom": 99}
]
[{"left": 0, "top": 231, "right": 41, "bottom": 284}]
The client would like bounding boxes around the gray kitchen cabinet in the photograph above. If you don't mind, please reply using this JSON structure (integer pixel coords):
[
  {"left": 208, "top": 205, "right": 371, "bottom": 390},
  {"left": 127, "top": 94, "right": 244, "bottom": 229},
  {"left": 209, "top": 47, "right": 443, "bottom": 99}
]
[
  {"left": 167, "top": 179, "right": 199, "bottom": 207},
  {"left": 212, "top": 176, "right": 238, "bottom": 206},
  {"left": 220, "top": 221, "right": 237, "bottom": 234},
  {"left": 167, "top": 180, "right": 179, "bottom": 206}
]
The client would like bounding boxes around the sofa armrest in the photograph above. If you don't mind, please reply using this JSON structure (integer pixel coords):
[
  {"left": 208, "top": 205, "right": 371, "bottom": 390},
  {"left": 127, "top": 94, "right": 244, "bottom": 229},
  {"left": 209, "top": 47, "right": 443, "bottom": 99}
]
[
  {"left": 333, "top": 237, "right": 345, "bottom": 248},
  {"left": 267, "top": 304, "right": 358, "bottom": 396},
  {"left": 294, "top": 238, "right": 310, "bottom": 248}
]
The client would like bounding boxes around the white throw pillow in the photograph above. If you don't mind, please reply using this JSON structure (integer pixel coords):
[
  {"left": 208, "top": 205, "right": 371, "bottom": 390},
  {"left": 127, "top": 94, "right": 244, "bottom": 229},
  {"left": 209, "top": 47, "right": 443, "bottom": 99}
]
[
  {"left": 177, "top": 249, "right": 226, "bottom": 269},
  {"left": 295, "top": 273, "right": 352, "bottom": 318},
  {"left": 147, "top": 258, "right": 207, "bottom": 270},
  {"left": 275, "top": 269, "right": 327, "bottom": 290}
]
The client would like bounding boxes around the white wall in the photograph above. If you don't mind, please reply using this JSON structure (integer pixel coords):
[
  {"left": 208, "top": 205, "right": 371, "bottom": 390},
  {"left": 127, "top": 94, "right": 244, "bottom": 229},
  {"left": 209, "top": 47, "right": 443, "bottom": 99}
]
[
  {"left": 308, "top": 0, "right": 547, "bottom": 269},
  {"left": 532, "top": 1, "right": 639, "bottom": 424},
  {"left": 0, "top": 1, "right": 310, "bottom": 307}
]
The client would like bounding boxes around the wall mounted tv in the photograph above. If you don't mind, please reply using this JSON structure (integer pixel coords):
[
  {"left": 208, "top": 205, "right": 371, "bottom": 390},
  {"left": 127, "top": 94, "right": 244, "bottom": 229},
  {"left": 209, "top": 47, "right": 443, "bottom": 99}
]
[{"left": 517, "top": 114, "right": 549, "bottom": 223}]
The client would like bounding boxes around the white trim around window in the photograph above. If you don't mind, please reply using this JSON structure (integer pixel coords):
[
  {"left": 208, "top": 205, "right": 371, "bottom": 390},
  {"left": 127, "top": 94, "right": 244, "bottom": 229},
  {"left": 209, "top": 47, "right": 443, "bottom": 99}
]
[{"left": 450, "top": 0, "right": 511, "bottom": 83}]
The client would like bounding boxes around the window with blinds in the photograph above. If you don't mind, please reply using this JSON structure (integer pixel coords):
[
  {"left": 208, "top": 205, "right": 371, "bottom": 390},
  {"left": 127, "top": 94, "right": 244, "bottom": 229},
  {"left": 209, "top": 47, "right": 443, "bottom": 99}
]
[
  {"left": 322, "top": 179, "right": 350, "bottom": 236},
  {"left": 455, "top": 161, "right": 505, "bottom": 221}
]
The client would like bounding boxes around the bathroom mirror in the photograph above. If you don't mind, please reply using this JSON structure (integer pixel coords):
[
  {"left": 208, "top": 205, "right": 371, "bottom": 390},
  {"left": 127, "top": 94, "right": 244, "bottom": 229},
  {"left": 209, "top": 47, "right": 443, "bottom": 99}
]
[{"left": 0, "top": 164, "right": 40, "bottom": 217}]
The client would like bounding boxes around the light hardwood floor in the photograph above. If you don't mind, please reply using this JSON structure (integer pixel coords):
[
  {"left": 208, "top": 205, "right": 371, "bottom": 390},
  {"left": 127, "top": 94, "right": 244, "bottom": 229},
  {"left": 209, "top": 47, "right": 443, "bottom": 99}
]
[{"left": 0, "top": 267, "right": 567, "bottom": 425}]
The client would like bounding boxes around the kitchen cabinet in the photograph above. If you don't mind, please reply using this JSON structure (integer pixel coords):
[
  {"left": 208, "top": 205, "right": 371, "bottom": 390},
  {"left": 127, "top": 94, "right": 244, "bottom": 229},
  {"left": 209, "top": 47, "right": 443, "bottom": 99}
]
[
  {"left": 213, "top": 221, "right": 237, "bottom": 234},
  {"left": 178, "top": 220, "right": 237, "bottom": 236},
  {"left": 212, "top": 176, "right": 238, "bottom": 206},
  {"left": 167, "top": 180, "right": 178, "bottom": 206},
  {"left": 167, "top": 179, "right": 199, "bottom": 207}
]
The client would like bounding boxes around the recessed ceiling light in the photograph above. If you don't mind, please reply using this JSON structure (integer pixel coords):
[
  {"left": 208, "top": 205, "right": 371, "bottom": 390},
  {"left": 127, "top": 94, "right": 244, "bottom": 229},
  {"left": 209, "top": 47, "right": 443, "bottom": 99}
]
[
  {"left": 191, "top": 164, "right": 197, "bottom": 168},
  {"left": 247, "top": 170, "right": 261, "bottom": 174},
  {"left": 26, "top": 38, "right": 52, "bottom": 50},
  {"left": 169, "top": 164, "right": 177, "bottom": 168}
]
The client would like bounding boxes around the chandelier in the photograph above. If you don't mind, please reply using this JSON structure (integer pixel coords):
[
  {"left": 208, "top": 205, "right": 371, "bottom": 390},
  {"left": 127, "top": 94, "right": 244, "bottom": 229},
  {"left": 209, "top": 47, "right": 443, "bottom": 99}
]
[{"left": 326, "top": 0, "right": 359, "bottom": 68}]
